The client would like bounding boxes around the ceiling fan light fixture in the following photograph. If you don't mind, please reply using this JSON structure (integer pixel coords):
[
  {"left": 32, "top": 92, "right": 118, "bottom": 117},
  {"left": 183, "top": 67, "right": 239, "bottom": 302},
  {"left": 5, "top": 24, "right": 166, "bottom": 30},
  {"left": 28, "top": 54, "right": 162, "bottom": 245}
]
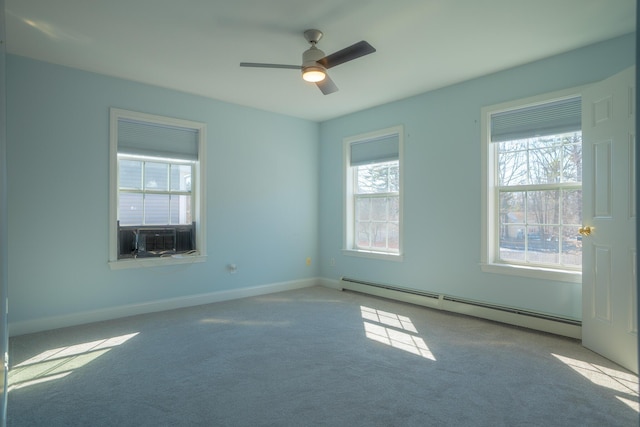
[
  {"left": 302, "top": 65, "right": 326, "bottom": 82},
  {"left": 239, "top": 29, "right": 375, "bottom": 95}
]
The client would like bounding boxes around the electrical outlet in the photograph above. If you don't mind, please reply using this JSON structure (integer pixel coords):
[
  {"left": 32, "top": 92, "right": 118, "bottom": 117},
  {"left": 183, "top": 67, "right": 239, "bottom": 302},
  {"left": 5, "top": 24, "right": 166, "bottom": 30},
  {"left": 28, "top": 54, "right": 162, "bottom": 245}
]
[
  {"left": 306, "top": 257, "right": 311, "bottom": 266},
  {"left": 330, "top": 257, "right": 335, "bottom": 266}
]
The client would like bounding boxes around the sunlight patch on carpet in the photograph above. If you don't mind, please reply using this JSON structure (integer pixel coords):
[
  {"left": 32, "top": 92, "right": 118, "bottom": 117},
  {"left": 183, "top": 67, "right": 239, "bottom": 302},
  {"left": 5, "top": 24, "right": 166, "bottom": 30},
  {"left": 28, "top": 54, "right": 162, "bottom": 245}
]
[
  {"left": 552, "top": 353, "right": 639, "bottom": 412},
  {"left": 617, "top": 395, "right": 640, "bottom": 412},
  {"left": 8, "top": 332, "right": 139, "bottom": 392},
  {"left": 361, "top": 306, "right": 435, "bottom": 360}
]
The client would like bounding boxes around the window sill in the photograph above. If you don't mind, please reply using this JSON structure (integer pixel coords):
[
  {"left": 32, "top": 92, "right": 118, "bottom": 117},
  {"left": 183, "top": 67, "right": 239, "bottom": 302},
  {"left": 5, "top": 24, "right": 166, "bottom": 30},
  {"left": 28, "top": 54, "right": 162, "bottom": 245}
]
[
  {"left": 342, "top": 249, "right": 404, "bottom": 262},
  {"left": 480, "top": 262, "right": 581, "bottom": 283},
  {"left": 109, "top": 254, "right": 207, "bottom": 270}
]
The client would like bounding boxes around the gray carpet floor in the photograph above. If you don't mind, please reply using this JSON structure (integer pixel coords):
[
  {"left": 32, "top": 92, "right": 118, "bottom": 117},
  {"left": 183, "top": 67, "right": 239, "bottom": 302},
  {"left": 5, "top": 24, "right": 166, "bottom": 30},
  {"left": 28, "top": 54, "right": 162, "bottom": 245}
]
[{"left": 6, "top": 286, "right": 640, "bottom": 426}]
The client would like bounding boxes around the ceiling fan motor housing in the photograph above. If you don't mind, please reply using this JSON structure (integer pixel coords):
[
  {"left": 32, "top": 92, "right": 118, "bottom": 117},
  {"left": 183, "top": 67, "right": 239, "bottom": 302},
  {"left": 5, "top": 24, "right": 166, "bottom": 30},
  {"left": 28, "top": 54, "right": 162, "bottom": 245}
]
[{"left": 302, "top": 46, "right": 326, "bottom": 70}]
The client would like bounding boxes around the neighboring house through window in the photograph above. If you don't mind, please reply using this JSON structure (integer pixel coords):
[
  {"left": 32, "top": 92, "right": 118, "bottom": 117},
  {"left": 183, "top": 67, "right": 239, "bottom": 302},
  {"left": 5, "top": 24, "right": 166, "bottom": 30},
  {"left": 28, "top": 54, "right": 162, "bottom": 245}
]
[
  {"left": 109, "top": 108, "right": 206, "bottom": 268},
  {"left": 481, "top": 90, "right": 582, "bottom": 282},
  {"left": 344, "top": 125, "right": 403, "bottom": 261}
]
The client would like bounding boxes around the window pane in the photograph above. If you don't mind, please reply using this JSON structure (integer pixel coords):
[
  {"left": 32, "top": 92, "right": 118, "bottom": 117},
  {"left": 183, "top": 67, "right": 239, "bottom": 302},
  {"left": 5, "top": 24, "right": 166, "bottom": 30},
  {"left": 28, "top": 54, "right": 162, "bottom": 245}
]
[
  {"left": 526, "top": 191, "right": 560, "bottom": 225},
  {"left": 371, "top": 197, "right": 387, "bottom": 221},
  {"left": 119, "top": 160, "right": 142, "bottom": 190},
  {"left": 357, "top": 162, "right": 398, "bottom": 194},
  {"left": 119, "top": 193, "right": 143, "bottom": 225},
  {"left": 388, "top": 222, "right": 399, "bottom": 251},
  {"left": 543, "top": 225, "right": 560, "bottom": 253},
  {"left": 498, "top": 139, "right": 527, "bottom": 153},
  {"left": 529, "top": 135, "right": 559, "bottom": 149},
  {"left": 145, "top": 162, "right": 168, "bottom": 190},
  {"left": 562, "top": 189, "right": 582, "bottom": 225},
  {"left": 389, "top": 196, "right": 399, "bottom": 221},
  {"left": 388, "top": 163, "right": 400, "bottom": 192},
  {"left": 356, "top": 222, "right": 371, "bottom": 248},
  {"left": 500, "top": 246, "right": 525, "bottom": 263},
  {"left": 526, "top": 225, "right": 559, "bottom": 265},
  {"left": 356, "top": 198, "right": 371, "bottom": 221},
  {"left": 525, "top": 225, "right": 543, "bottom": 254},
  {"left": 357, "top": 165, "right": 376, "bottom": 194},
  {"left": 370, "top": 164, "right": 390, "bottom": 193},
  {"left": 371, "top": 223, "right": 388, "bottom": 249},
  {"left": 498, "top": 149, "right": 527, "bottom": 186},
  {"left": 170, "top": 164, "right": 192, "bottom": 192},
  {"left": 144, "top": 194, "right": 170, "bottom": 224},
  {"left": 528, "top": 147, "right": 562, "bottom": 184},
  {"left": 563, "top": 142, "right": 582, "bottom": 183},
  {"left": 562, "top": 226, "right": 582, "bottom": 267},
  {"left": 499, "top": 191, "right": 525, "bottom": 260},
  {"left": 499, "top": 191, "right": 525, "bottom": 230},
  {"left": 170, "top": 195, "right": 192, "bottom": 224}
]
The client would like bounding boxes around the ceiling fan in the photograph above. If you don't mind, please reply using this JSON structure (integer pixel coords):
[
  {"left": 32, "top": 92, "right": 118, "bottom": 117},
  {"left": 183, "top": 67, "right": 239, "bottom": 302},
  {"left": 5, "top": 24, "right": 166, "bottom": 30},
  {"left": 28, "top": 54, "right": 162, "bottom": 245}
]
[{"left": 240, "top": 29, "right": 376, "bottom": 95}]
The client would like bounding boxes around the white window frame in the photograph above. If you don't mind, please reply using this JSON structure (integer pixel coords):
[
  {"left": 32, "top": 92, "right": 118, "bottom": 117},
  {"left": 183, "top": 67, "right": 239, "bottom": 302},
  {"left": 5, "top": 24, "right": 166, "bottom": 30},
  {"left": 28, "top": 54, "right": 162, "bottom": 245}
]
[
  {"left": 109, "top": 108, "right": 207, "bottom": 269},
  {"left": 480, "top": 88, "right": 583, "bottom": 283},
  {"left": 343, "top": 125, "right": 404, "bottom": 261}
]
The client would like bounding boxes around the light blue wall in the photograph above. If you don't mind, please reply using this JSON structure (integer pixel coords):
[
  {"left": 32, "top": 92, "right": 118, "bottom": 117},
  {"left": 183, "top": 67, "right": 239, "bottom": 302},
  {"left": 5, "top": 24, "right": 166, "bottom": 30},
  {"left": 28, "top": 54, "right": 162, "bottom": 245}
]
[
  {"left": 319, "top": 33, "right": 636, "bottom": 320},
  {"left": 7, "top": 33, "right": 636, "bottom": 329},
  {"left": 7, "top": 55, "right": 319, "bottom": 325}
]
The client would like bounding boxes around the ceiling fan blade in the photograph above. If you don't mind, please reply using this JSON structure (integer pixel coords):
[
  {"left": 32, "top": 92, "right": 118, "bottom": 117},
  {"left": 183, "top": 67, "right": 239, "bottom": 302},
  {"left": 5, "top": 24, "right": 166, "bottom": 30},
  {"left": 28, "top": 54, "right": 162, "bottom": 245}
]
[
  {"left": 317, "top": 41, "right": 376, "bottom": 69},
  {"left": 316, "top": 74, "right": 338, "bottom": 95},
  {"left": 240, "top": 62, "right": 301, "bottom": 70}
]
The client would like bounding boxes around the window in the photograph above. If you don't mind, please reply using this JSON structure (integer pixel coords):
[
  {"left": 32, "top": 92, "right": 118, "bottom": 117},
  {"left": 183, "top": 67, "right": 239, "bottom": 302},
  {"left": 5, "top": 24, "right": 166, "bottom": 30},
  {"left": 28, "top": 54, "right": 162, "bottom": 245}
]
[
  {"left": 481, "top": 91, "right": 582, "bottom": 282},
  {"left": 118, "top": 159, "right": 193, "bottom": 227},
  {"left": 344, "top": 126, "right": 403, "bottom": 260},
  {"left": 109, "top": 109, "right": 206, "bottom": 268}
]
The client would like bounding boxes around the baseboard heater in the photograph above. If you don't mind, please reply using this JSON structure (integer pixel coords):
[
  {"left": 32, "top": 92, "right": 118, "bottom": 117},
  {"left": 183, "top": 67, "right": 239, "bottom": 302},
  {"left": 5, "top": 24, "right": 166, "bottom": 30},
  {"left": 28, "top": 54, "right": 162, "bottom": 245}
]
[{"left": 339, "top": 277, "right": 581, "bottom": 339}]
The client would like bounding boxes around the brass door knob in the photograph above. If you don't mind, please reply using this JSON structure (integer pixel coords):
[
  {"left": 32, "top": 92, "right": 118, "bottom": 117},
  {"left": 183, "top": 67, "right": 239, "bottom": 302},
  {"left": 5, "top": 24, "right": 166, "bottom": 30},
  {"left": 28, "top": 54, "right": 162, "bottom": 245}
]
[{"left": 579, "top": 226, "right": 592, "bottom": 237}]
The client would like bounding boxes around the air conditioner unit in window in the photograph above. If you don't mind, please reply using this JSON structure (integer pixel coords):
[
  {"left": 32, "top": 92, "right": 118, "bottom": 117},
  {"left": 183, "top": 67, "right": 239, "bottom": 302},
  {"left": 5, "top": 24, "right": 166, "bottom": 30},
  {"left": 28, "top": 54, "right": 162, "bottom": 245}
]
[
  {"left": 137, "top": 228, "right": 176, "bottom": 256},
  {"left": 117, "top": 222, "right": 195, "bottom": 259}
]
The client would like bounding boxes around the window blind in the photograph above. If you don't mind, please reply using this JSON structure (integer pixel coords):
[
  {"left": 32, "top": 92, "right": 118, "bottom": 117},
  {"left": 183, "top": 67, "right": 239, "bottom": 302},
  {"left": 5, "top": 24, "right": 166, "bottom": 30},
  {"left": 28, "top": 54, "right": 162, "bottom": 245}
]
[
  {"left": 350, "top": 134, "right": 399, "bottom": 166},
  {"left": 491, "top": 96, "right": 581, "bottom": 142},
  {"left": 118, "top": 119, "right": 199, "bottom": 161}
]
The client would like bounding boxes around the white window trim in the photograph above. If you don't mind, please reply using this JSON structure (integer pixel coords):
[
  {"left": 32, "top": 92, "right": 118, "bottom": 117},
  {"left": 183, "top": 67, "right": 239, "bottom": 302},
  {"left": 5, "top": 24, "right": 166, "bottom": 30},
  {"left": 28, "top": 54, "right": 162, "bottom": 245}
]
[
  {"left": 343, "top": 125, "right": 404, "bottom": 262},
  {"left": 480, "top": 88, "right": 585, "bottom": 283},
  {"left": 108, "top": 108, "right": 207, "bottom": 269}
]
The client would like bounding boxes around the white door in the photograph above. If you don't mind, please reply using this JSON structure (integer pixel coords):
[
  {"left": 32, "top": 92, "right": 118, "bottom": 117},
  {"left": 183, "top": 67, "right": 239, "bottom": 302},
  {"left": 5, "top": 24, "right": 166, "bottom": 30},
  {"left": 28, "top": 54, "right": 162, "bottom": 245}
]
[{"left": 582, "top": 66, "right": 637, "bottom": 374}]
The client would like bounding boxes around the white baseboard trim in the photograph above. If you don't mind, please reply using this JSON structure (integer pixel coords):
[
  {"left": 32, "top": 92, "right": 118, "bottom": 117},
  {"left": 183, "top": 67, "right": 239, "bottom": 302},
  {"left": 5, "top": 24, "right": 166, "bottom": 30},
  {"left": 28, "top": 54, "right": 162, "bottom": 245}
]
[
  {"left": 338, "top": 277, "right": 581, "bottom": 339},
  {"left": 10, "top": 277, "right": 320, "bottom": 336}
]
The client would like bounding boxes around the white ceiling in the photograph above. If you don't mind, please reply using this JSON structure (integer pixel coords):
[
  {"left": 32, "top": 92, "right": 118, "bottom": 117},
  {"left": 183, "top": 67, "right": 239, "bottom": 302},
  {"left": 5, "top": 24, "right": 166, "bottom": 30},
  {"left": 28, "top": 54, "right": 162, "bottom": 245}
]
[{"left": 5, "top": 0, "right": 636, "bottom": 122}]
